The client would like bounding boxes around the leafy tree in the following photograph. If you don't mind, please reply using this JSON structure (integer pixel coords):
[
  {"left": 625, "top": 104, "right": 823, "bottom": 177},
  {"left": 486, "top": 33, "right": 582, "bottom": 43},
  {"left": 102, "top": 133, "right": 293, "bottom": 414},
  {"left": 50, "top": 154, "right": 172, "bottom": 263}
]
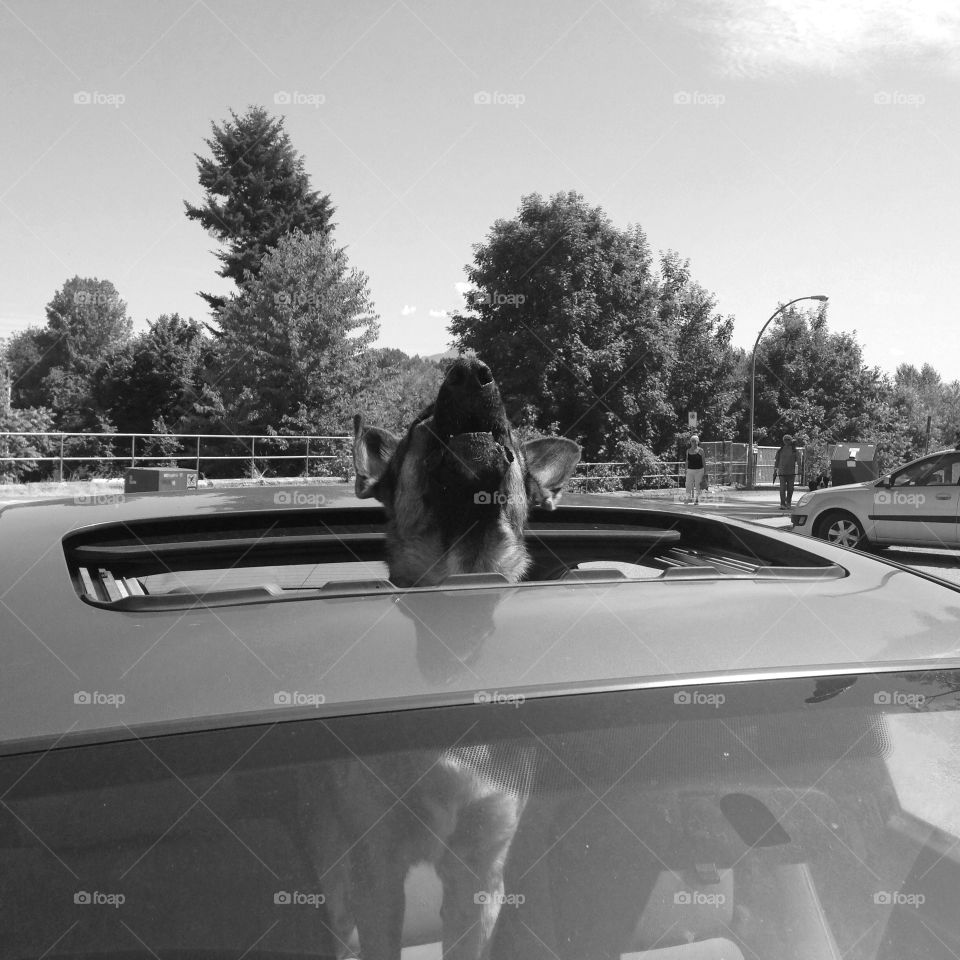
[
  {"left": 748, "top": 306, "right": 898, "bottom": 464},
  {"left": 657, "top": 251, "right": 741, "bottom": 447},
  {"left": 215, "top": 229, "right": 379, "bottom": 434},
  {"left": 353, "top": 348, "right": 445, "bottom": 435},
  {"left": 449, "top": 191, "right": 671, "bottom": 459},
  {"left": 185, "top": 106, "right": 335, "bottom": 313},
  {"left": 5, "top": 278, "right": 132, "bottom": 431},
  {"left": 96, "top": 314, "right": 211, "bottom": 434},
  {"left": 0, "top": 404, "right": 56, "bottom": 483}
]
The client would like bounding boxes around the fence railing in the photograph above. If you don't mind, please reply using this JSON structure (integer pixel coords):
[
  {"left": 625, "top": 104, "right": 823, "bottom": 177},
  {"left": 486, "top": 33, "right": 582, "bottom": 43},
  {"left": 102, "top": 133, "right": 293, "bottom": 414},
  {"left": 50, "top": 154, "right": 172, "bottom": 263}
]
[
  {"left": 0, "top": 431, "right": 351, "bottom": 480},
  {"left": 0, "top": 431, "right": 792, "bottom": 488}
]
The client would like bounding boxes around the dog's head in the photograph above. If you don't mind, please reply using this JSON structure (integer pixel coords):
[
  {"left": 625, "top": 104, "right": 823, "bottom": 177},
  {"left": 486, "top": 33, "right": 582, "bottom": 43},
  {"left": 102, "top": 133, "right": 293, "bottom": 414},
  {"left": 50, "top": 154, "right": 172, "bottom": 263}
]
[{"left": 353, "top": 357, "right": 581, "bottom": 586}]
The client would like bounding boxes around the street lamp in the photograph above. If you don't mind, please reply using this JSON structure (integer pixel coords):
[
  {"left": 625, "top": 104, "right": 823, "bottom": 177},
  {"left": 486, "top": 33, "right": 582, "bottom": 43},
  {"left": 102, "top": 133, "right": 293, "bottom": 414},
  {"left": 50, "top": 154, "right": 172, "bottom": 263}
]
[{"left": 747, "top": 295, "right": 829, "bottom": 488}]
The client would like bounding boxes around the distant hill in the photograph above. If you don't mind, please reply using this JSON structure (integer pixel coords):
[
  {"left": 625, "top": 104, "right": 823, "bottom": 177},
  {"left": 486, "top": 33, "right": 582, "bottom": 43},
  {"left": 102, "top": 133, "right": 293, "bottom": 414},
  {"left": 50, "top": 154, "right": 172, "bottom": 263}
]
[{"left": 425, "top": 348, "right": 458, "bottom": 362}]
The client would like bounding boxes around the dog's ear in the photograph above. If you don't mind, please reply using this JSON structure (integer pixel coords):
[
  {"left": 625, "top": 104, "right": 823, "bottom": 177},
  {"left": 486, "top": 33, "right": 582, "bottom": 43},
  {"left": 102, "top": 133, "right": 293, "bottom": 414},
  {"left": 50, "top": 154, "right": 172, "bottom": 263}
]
[
  {"left": 524, "top": 437, "right": 581, "bottom": 510},
  {"left": 353, "top": 414, "right": 400, "bottom": 500}
]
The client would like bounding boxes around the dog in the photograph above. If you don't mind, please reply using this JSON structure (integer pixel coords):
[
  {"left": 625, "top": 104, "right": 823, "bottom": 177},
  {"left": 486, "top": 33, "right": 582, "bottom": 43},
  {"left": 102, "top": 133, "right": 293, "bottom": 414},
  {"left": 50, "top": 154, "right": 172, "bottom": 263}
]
[
  {"left": 303, "top": 357, "right": 580, "bottom": 960},
  {"left": 352, "top": 356, "right": 581, "bottom": 587}
]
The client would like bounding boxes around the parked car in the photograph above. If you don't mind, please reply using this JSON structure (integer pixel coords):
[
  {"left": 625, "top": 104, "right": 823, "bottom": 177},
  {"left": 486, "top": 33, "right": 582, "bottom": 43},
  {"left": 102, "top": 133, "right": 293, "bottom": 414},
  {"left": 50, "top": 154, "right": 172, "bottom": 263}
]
[
  {"left": 790, "top": 444, "right": 960, "bottom": 550},
  {"left": 3, "top": 486, "right": 960, "bottom": 959}
]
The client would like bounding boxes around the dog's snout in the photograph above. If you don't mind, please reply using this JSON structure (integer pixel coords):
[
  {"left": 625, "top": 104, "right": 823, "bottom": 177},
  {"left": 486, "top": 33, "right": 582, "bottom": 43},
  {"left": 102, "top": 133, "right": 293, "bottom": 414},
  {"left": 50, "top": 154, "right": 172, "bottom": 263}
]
[{"left": 444, "top": 358, "right": 494, "bottom": 393}]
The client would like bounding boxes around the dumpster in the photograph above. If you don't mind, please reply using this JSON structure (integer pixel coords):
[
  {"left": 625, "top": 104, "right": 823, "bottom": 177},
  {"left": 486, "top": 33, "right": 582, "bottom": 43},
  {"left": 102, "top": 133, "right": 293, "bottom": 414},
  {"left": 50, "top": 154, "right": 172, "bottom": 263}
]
[
  {"left": 829, "top": 443, "right": 878, "bottom": 486},
  {"left": 124, "top": 467, "right": 198, "bottom": 494}
]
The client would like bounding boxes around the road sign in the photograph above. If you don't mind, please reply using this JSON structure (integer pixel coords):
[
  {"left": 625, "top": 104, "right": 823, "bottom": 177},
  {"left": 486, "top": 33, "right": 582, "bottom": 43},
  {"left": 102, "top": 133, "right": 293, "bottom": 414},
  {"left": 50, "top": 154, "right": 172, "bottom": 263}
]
[{"left": 688, "top": 412, "right": 697, "bottom": 429}]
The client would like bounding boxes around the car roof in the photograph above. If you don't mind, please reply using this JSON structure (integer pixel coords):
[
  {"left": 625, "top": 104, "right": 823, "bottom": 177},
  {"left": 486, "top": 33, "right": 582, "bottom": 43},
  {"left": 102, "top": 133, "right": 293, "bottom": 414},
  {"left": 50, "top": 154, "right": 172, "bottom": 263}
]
[{"left": 3, "top": 484, "right": 960, "bottom": 753}]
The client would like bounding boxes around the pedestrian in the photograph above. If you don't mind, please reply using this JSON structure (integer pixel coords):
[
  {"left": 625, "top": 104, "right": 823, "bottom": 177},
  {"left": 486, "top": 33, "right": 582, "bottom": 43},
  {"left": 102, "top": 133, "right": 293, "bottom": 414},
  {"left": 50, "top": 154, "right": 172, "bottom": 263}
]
[
  {"left": 685, "top": 434, "right": 705, "bottom": 505},
  {"left": 774, "top": 434, "right": 798, "bottom": 510}
]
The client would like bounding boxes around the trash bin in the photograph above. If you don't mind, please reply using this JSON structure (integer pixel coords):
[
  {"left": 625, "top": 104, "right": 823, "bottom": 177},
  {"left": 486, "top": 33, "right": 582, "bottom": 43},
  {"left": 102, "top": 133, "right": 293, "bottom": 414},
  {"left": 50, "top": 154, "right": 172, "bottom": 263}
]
[
  {"left": 829, "top": 443, "right": 878, "bottom": 486},
  {"left": 124, "top": 467, "right": 198, "bottom": 494}
]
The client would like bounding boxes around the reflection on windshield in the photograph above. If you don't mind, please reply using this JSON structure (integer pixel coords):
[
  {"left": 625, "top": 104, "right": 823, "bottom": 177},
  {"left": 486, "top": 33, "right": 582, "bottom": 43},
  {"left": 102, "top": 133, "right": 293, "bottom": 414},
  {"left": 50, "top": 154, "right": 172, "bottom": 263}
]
[{"left": 2, "top": 673, "right": 960, "bottom": 959}]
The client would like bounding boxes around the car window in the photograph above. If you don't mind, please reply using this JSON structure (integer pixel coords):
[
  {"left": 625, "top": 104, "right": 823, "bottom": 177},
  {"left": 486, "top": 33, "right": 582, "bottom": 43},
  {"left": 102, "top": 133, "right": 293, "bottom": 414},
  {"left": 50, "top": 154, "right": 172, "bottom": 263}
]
[
  {"left": 891, "top": 459, "right": 935, "bottom": 486},
  {"left": 3, "top": 671, "right": 960, "bottom": 959},
  {"left": 918, "top": 452, "right": 960, "bottom": 486}
]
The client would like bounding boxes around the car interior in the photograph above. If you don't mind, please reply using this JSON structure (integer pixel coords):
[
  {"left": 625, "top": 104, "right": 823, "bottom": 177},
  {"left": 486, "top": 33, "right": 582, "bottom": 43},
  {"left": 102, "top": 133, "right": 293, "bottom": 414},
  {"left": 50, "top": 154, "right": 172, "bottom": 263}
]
[
  {"left": 62, "top": 504, "right": 844, "bottom": 609},
  {"left": 2, "top": 672, "right": 959, "bottom": 959}
]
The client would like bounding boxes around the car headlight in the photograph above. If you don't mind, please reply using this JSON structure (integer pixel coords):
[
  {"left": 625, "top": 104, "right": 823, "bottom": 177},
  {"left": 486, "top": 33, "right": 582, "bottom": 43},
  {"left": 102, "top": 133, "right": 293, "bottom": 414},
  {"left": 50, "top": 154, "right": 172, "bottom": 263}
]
[{"left": 796, "top": 493, "right": 811, "bottom": 508}]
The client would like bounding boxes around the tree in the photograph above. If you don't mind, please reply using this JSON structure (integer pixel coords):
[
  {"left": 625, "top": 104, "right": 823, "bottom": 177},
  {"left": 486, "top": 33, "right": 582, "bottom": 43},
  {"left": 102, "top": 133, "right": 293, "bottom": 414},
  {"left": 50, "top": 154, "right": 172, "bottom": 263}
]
[
  {"left": 353, "top": 349, "right": 445, "bottom": 436},
  {"left": 657, "top": 251, "right": 741, "bottom": 448},
  {"left": 96, "top": 315, "right": 212, "bottom": 434},
  {"left": 747, "top": 306, "right": 901, "bottom": 465},
  {"left": 449, "top": 191, "right": 672, "bottom": 459},
  {"left": 185, "top": 106, "right": 335, "bottom": 313},
  {"left": 215, "top": 229, "right": 379, "bottom": 434},
  {"left": 6, "top": 278, "right": 132, "bottom": 431}
]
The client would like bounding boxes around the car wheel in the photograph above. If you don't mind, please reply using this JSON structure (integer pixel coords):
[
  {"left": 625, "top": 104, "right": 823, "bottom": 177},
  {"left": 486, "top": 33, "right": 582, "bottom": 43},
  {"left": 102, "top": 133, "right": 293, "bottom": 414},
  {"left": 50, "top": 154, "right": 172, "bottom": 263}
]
[{"left": 814, "top": 511, "right": 867, "bottom": 549}]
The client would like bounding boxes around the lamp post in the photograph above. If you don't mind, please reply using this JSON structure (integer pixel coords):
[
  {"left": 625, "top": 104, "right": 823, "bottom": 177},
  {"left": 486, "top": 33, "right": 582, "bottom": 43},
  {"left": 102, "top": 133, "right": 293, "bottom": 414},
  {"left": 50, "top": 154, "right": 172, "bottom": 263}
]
[{"left": 747, "top": 295, "right": 829, "bottom": 488}]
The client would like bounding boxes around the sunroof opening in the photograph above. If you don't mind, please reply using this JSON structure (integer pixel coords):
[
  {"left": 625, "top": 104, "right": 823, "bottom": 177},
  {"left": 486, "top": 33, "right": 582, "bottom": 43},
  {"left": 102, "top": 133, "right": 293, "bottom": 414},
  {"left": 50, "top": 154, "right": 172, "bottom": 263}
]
[{"left": 63, "top": 504, "right": 845, "bottom": 610}]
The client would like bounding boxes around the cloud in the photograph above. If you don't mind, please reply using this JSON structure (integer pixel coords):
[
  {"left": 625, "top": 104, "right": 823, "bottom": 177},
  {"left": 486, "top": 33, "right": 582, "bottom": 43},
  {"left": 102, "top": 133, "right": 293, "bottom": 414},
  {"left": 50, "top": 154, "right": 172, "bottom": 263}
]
[
  {"left": 429, "top": 309, "right": 448, "bottom": 318},
  {"left": 678, "top": 0, "right": 960, "bottom": 78},
  {"left": 454, "top": 282, "right": 471, "bottom": 296},
  {"left": 400, "top": 304, "right": 417, "bottom": 316}
]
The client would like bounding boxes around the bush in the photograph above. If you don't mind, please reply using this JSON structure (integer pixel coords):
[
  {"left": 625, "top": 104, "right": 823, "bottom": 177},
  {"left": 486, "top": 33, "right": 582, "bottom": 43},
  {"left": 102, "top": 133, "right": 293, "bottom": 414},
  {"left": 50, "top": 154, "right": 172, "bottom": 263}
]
[{"left": 0, "top": 406, "right": 56, "bottom": 482}]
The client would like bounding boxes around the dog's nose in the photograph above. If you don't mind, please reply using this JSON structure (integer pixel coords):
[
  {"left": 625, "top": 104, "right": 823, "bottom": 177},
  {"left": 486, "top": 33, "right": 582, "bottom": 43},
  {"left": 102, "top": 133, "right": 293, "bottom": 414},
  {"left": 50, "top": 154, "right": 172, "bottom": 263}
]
[{"left": 445, "top": 358, "right": 494, "bottom": 391}]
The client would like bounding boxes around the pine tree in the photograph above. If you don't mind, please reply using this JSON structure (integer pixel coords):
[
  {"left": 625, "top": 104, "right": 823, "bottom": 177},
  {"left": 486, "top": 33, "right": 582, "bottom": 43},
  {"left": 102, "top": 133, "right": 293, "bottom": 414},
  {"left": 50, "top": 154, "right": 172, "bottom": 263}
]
[{"left": 184, "top": 106, "right": 335, "bottom": 314}]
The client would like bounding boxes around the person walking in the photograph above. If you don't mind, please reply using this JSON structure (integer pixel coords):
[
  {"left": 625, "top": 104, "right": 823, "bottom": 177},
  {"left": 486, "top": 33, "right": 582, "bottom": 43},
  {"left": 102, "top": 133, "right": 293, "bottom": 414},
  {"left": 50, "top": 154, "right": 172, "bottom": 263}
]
[
  {"left": 685, "top": 435, "right": 705, "bottom": 505},
  {"left": 774, "top": 435, "right": 798, "bottom": 510}
]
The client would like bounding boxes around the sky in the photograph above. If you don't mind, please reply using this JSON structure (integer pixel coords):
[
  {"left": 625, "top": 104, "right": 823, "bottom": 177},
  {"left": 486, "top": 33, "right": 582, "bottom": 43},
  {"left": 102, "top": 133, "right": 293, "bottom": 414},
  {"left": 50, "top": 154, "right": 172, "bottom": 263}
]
[{"left": 2, "top": 0, "right": 960, "bottom": 378}]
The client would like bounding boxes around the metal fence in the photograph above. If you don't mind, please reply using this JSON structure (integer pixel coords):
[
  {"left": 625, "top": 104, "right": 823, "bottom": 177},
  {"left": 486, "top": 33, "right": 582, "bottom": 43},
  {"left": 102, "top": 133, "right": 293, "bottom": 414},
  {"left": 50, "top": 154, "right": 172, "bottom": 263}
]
[
  {"left": 0, "top": 431, "right": 796, "bottom": 488},
  {"left": 0, "top": 431, "right": 351, "bottom": 480}
]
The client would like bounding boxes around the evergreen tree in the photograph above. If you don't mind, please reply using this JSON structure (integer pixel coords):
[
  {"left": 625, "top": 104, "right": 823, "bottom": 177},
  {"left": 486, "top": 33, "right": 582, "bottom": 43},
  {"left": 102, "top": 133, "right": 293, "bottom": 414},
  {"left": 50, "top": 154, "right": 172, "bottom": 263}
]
[
  {"left": 185, "top": 106, "right": 335, "bottom": 313},
  {"left": 216, "top": 229, "right": 379, "bottom": 434}
]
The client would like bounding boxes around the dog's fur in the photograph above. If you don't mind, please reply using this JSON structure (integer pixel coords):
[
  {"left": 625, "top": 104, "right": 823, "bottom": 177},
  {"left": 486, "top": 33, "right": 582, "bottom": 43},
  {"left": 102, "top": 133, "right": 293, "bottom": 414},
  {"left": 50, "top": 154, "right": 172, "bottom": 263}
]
[{"left": 304, "top": 358, "right": 580, "bottom": 960}]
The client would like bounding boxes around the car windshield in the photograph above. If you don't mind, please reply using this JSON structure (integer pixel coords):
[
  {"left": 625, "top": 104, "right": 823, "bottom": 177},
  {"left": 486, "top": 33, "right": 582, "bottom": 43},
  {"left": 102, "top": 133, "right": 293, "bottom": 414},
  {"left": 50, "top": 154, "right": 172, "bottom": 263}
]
[{"left": 3, "top": 670, "right": 960, "bottom": 959}]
